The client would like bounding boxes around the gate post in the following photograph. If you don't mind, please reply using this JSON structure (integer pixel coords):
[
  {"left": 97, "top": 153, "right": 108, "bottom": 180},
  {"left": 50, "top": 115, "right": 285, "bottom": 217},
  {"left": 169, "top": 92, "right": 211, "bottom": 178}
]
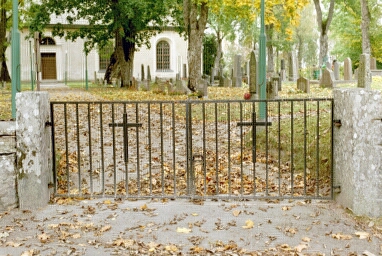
[
  {"left": 16, "top": 92, "right": 52, "bottom": 210},
  {"left": 333, "top": 88, "right": 382, "bottom": 217}
]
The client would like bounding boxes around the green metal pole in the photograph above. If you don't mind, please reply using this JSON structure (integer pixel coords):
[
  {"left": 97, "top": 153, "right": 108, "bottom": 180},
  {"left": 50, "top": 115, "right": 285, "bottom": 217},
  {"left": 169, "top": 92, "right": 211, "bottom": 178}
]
[
  {"left": 258, "top": 0, "right": 266, "bottom": 119},
  {"left": 11, "top": 0, "right": 20, "bottom": 119}
]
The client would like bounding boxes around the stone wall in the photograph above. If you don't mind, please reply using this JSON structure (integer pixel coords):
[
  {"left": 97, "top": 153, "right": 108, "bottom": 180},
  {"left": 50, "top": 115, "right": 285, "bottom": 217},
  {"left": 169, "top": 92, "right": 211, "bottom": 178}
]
[
  {"left": 333, "top": 88, "right": 382, "bottom": 217},
  {"left": 0, "top": 121, "right": 18, "bottom": 211}
]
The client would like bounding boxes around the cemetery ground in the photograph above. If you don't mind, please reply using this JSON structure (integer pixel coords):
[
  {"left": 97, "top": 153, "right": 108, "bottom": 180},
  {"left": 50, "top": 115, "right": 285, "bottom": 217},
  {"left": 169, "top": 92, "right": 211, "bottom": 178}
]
[{"left": 0, "top": 81, "right": 382, "bottom": 255}]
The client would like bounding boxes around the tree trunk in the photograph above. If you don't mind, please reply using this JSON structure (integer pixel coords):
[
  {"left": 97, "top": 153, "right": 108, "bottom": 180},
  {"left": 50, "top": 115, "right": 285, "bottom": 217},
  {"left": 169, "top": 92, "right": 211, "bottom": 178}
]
[
  {"left": 211, "top": 32, "right": 223, "bottom": 80},
  {"left": 266, "top": 25, "right": 274, "bottom": 75},
  {"left": 313, "top": 0, "right": 335, "bottom": 66},
  {"left": 0, "top": 0, "right": 10, "bottom": 82},
  {"left": 104, "top": 29, "right": 135, "bottom": 87},
  {"left": 360, "top": 0, "right": 371, "bottom": 54},
  {"left": 183, "top": 0, "right": 208, "bottom": 92}
]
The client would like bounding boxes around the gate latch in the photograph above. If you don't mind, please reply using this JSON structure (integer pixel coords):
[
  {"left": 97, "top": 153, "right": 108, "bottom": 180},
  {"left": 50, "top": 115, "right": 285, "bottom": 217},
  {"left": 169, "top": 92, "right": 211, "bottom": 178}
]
[{"left": 333, "top": 119, "right": 341, "bottom": 127}]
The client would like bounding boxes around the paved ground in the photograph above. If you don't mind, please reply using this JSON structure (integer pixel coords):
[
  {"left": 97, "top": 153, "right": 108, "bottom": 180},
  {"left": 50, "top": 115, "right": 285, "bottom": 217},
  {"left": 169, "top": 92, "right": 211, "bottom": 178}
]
[{"left": 0, "top": 198, "right": 381, "bottom": 255}]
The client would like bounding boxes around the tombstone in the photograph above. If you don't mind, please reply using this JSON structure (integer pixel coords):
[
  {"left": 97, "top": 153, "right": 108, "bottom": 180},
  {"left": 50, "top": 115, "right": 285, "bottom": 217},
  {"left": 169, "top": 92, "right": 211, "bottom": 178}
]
[
  {"left": 297, "top": 77, "right": 310, "bottom": 93},
  {"left": 320, "top": 68, "right": 335, "bottom": 88},
  {"left": 358, "top": 53, "right": 372, "bottom": 89},
  {"left": 249, "top": 51, "right": 257, "bottom": 94},
  {"left": 280, "top": 59, "right": 286, "bottom": 81},
  {"left": 354, "top": 68, "right": 359, "bottom": 80},
  {"left": 147, "top": 66, "right": 151, "bottom": 81},
  {"left": 288, "top": 52, "right": 297, "bottom": 81},
  {"left": 218, "top": 66, "right": 224, "bottom": 87},
  {"left": 183, "top": 64, "right": 187, "bottom": 79},
  {"left": 197, "top": 78, "right": 208, "bottom": 99},
  {"left": 266, "top": 80, "right": 277, "bottom": 99},
  {"left": 224, "top": 77, "right": 232, "bottom": 87},
  {"left": 272, "top": 76, "right": 282, "bottom": 92},
  {"left": 141, "top": 64, "right": 145, "bottom": 81},
  {"left": 326, "top": 61, "right": 332, "bottom": 70},
  {"left": 171, "top": 80, "right": 190, "bottom": 95},
  {"left": 343, "top": 58, "right": 352, "bottom": 81},
  {"left": 333, "top": 60, "right": 340, "bottom": 80},
  {"left": 370, "top": 56, "right": 377, "bottom": 70},
  {"left": 233, "top": 54, "right": 242, "bottom": 87}
]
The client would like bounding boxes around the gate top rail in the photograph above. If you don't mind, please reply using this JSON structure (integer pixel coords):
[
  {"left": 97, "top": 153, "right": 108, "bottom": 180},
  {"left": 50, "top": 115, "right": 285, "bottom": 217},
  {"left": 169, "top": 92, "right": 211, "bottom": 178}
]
[{"left": 50, "top": 97, "right": 333, "bottom": 105}]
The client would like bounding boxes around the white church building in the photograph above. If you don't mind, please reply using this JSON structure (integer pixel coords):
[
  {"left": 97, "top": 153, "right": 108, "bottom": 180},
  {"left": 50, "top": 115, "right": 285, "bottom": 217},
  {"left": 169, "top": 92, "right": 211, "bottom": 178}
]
[{"left": 9, "top": 15, "right": 188, "bottom": 83}]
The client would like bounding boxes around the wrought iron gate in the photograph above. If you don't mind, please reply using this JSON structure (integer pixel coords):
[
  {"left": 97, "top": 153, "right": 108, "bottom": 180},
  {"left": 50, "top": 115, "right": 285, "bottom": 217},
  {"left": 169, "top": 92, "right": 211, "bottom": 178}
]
[{"left": 50, "top": 98, "right": 333, "bottom": 200}]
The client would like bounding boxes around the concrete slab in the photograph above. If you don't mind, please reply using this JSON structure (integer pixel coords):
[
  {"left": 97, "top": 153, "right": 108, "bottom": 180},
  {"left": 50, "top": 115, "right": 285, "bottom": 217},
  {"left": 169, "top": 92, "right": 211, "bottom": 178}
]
[{"left": 0, "top": 199, "right": 380, "bottom": 255}]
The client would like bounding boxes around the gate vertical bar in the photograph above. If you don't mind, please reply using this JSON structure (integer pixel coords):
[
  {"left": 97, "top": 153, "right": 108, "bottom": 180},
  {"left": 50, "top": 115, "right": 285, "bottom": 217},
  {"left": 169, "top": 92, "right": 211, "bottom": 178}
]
[
  {"left": 75, "top": 103, "right": 82, "bottom": 195},
  {"left": 160, "top": 103, "right": 164, "bottom": 195},
  {"left": 277, "top": 101, "right": 281, "bottom": 196},
  {"left": 214, "top": 103, "right": 219, "bottom": 195},
  {"left": 202, "top": 103, "right": 207, "bottom": 195},
  {"left": 252, "top": 111, "right": 257, "bottom": 195},
  {"left": 265, "top": 101, "right": 269, "bottom": 196},
  {"left": 148, "top": 103, "right": 152, "bottom": 195},
  {"left": 64, "top": 104, "right": 70, "bottom": 195},
  {"left": 135, "top": 103, "right": 141, "bottom": 196},
  {"left": 330, "top": 99, "right": 334, "bottom": 199},
  {"left": 303, "top": 100, "right": 307, "bottom": 196},
  {"left": 239, "top": 102, "right": 244, "bottom": 196},
  {"left": 99, "top": 103, "right": 105, "bottom": 196},
  {"left": 87, "top": 103, "right": 93, "bottom": 195},
  {"left": 290, "top": 101, "right": 294, "bottom": 196},
  {"left": 316, "top": 101, "right": 320, "bottom": 197},
  {"left": 50, "top": 103, "right": 57, "bottom": 195},
  {"left": 227, "top": 103, "right": 231, "bottom": 197},
  {"left": 123, "top": 104, "right": 128, "bottom": 196},
  {"left": 185, "top": 102, "right": 192, "bottom": 195},
  {"left": 171, "top": 102, "right": 176, "bottom": 196},
  {"left": 111, "top": 104, "right": 117, "bottom": 196}
]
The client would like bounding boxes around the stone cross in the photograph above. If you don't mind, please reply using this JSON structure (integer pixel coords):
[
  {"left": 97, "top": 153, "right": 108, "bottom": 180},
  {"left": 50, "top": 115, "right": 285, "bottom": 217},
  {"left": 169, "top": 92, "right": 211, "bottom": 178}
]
[
  {"left": 370, "top": 56, "right": 377, "bottom": 70},
  {"left": 358, "top": 53, "right": 372, "bottom": 89},
  {"left": 343, "top": 58, "right": 352, "bottom": 80},
  {"left": 249, "top": 50, "right": 257, "bottom": 95}
]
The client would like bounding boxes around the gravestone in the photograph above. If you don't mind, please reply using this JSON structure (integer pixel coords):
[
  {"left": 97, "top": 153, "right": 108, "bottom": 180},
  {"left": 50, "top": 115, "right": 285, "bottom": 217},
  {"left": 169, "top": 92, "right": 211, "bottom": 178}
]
[
  {"left": 147, "top": 66, "right": 151, "bottom": 82},
  {"left": 288, "top": 52, "right": 297, "bottom": 81},
  {"left": 141, "top": 64, "right": 145, "bottom": 81},
  {"left": 343, "top": 58, "right": 352, "bottom": 80},
  {"left": 320, "top": 68, "right": 335, "bottom": 88},
  {"left": 280, "top": 59, "right": 286, "bottom": 81},
  {"left": 266, "top": 80, "right": 278, "bottom": 99},
  {"left": 326, "top": 61, "right": 332, "bottom": 70},
  {"left": 333, "top": 60, "right": 340, "bottom": 80},
  {"left": 224, "top": 77, "right": 232, "bottom": 87},
  {"left": 358, "top": 53, "right": 372, "bottom": 89},
  {"left": 183, "top": 64, "right": 187, "bottom": 79},
  {"left": 233, "top": 55, "right": 242, "bottom": 87},
  {"left": 297, "top": 77, "right": 310, "bottom": 93},
  {"left": 249, "top": 51, "right": 257, "bottom": 95},
  {"left": 218, "top": 66, "right": 224, "bottom": 87},
  {"left": 370, "top": 56, "right": 377, "bottom": 70}
]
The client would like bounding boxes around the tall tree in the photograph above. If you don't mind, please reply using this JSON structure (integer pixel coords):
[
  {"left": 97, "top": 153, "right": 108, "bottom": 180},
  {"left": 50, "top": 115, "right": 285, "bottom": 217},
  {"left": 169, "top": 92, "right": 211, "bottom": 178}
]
[
  {"left": 360, "top": 0, "right": 371, "bottom": 54},
  {"left": 29, "top": 0, "right": 172, "bottom": 87},
  {"left": 0, "top": 0, "right": 11, "bottom": 82},
  {"left": 183, "top": 0, "right": 208, "bottom": 92},
  {"left": 313, "top": 0, "right": 335, "bottom": 66}
]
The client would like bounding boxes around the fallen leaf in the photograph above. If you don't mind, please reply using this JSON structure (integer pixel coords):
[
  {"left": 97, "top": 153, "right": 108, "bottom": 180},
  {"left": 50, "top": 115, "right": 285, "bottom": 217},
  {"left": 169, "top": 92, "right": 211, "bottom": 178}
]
[
  {"left": 100, "top": 225, "right": 112, "bottom": 233},
  {"left": 72, "top": 233, "right": 81, "bottom": 239},
  {"left": 355, "top": 231, "right": 370, "bottom": 239},
  {"left": 295, "top": 243, "right": 308, "bottom": 252},
  {"left": 232, "top": 210, "right": 241, "bottom": 217},
  {"left": 191, "top": 213, "right": 199, "bottom": 216},
  {"left": 5, "top": 241, "right": 23, "bottom": 247},
  {"left": 331, "top": 233, "right": 352, "bottom": 240},
  {"left": 177, "top": 227, "right": 192, "bottom": 233},
  {"left": 38, "top": 233, "right": 50, "bottom": 243},
  {"left": 165, "top": 244, "right": 178, "bottom": 252},
  {"left": 242, "top": 219, "right": 254, "bottom": 229},
  {"left": 282, "top": 206, "right": 291, "bottom": 211},
  {"left": 103, "top": 200, "right": 112, "bottom": 204},
  {"left": 140, "top": 204, "right": 148, "bottom": 211},
  {"left": 0, "top": 232, "right": 9, "bottom": 238},
  {"left": 302, "top": 237, "right": 311, "bottom": 242}
]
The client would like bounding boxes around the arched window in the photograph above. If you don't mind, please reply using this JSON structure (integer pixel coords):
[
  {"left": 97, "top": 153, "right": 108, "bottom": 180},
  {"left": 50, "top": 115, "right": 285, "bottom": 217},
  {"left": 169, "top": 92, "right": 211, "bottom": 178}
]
[
  {"left": 156, "top": 40, "right": 170, "bottom": 71},
  {"left": 40, "top": 37, "right": 56, "bottom": 45}
]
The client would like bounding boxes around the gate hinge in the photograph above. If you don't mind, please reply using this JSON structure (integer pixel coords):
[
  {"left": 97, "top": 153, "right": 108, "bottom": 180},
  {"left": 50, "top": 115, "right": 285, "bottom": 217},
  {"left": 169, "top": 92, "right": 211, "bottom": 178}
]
[
  {"left": 45, "top": 121, "right": 52, "bottom": 127},
  {"left": 333, "top": 185, "right": 341, "bottom": 193},
  {"left": 333, "top": 119, "right": 342, "bottom": 127}
]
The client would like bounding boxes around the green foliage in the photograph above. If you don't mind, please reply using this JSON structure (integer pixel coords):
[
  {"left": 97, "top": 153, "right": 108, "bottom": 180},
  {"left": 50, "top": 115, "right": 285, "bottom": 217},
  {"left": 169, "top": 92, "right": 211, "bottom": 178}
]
[{"left": 28, "top": 0, "right": 174, "bottom": 53}]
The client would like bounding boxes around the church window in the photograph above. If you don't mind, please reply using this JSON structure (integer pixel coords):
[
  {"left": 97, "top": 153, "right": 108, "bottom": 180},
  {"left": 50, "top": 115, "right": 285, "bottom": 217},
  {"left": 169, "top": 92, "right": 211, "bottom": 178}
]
[
  {"left": 40, "top": 37, "right": 56, "bottom": 45},
  {"left": 157, "top": 40, "right": 170, "bottom": 71}
]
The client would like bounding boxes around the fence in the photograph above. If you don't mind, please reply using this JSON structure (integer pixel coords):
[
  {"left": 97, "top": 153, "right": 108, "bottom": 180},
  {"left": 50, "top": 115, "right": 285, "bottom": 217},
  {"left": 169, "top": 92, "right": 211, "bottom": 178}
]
[{"left": 50, "top": 98, "right": 333, "bottom": 200}]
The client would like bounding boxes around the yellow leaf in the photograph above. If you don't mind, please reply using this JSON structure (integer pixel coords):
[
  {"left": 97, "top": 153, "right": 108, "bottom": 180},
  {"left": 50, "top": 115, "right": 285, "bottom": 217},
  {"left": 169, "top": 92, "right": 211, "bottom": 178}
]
[
  {"left": 140, "top": 204, "right": 148, "bottom": 211},
  {"left": 100, "top": 225, "right": 112, "bottom": 233},
  {"left": 191, "top": 213, "right": 199, "bottom": 216},
  {"left": 232, "top": 210, "right": 241, "bottom": 217},
  {"left": 295, "top": 243, "right": 308, "bottom": 252},
  {"left": 165, "top": 245, "right": 178, "bottom": 252},
  {"left": 38, "top": 233, "right": 50, "bottom": 243},
  {"left": 302, "top": 237, "right": 311, "bottom": 242},
  {"left": 176, "top": 227, "right": 192, "bottom": 233},
  {"left": 355, "top": 231, "right": 370, "bottom": 239},
  {"left": 103, "top": 200, "right": 111, "bottom": 205},
  {"left": 72, "top": 233, "right": 81, "bottom": 239},
  {"left": 331, "top": 233, "right": 352, "bottom": 240},
  {"left": 242, "top": 219, "right": 254, "bottom": 229}
]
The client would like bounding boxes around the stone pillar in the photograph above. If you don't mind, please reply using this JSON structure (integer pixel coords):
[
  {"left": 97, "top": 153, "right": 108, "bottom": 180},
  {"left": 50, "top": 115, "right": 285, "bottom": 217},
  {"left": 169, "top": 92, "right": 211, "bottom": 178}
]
[
  {"left": 288, "top": 52, "right": 297, "bottom": 81},
  {"left": 358, "top": 54, "right": 372, "bottom": 89},
  {"left": 333, "top": 88, "right": 382, "bottom": 217},
  {"left": 0, "top": 121, "right": 18, "bottom": 211},
  {"left": 16, "top": 92, "right": 52, "bottom": 210},
  {"left": 333, "top": 60, "right": 340, "bottom": 80}
]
